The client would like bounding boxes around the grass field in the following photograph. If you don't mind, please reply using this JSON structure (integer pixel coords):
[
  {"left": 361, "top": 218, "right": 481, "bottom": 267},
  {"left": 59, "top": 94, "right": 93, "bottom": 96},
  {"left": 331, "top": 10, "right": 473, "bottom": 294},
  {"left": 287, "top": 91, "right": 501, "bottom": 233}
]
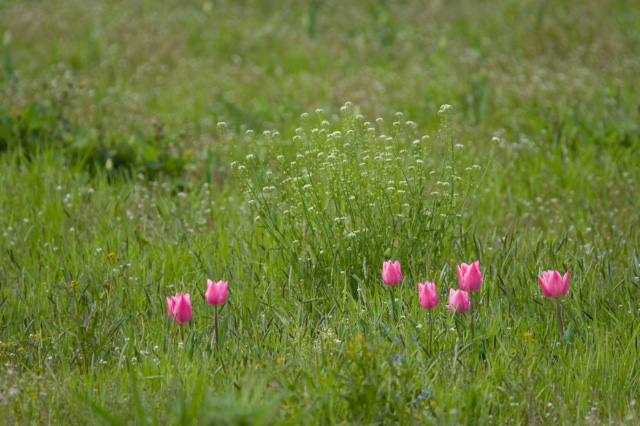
[{"left": 1, "top": 0, "right": 640, "bottom": 424}]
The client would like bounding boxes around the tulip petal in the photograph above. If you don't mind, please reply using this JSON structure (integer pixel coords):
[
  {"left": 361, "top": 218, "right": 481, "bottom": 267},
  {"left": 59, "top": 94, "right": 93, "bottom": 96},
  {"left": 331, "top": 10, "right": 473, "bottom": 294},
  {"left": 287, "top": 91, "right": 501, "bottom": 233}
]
[
  {"left": 540, "top": 274, "right": 555, "bottom": 297},
  {"left": 166, "top": 297, "right": 173, "bottom": 316}
]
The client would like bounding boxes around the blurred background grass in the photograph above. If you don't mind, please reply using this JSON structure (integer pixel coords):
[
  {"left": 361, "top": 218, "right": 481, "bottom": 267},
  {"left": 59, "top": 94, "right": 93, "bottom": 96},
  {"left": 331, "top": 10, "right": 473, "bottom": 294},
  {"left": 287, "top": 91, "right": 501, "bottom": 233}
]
[
  {"left": 2, "top": 0, "right": 638, "bottom": 238},
  {"left": 3, "top": 0, "right": 639, "bottom": 135}
]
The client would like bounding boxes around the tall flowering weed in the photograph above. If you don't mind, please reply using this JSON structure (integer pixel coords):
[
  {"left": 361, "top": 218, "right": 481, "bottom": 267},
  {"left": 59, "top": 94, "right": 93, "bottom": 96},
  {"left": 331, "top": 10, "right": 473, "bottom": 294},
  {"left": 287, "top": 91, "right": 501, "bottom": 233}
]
[{"left": 234, "top": 104, "right": 481, "bottom": 293}]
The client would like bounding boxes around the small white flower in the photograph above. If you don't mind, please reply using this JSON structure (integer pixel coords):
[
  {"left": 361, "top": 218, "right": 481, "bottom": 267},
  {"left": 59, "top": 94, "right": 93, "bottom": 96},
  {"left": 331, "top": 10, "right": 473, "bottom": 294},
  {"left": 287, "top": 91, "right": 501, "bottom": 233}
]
[{"left": 438, "top": 104, "right": 452, "bottom": 114}]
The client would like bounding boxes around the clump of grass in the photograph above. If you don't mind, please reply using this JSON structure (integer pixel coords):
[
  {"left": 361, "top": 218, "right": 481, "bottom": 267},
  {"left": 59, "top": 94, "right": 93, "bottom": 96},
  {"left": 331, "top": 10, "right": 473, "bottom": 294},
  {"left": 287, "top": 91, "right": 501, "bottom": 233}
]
[
  {"left": 235, "top": 103, "right": 483, "bottom": 295},
  {"left": 0, "top": 102, "right": 190, "bottom": 179}
]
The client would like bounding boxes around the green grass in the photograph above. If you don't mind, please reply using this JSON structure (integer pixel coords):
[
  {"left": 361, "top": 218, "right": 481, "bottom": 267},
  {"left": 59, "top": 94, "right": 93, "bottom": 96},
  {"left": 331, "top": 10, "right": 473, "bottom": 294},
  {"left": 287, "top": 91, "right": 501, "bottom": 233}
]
[{"left": 1, "top": 0, "right": 640, "bottom": 424}]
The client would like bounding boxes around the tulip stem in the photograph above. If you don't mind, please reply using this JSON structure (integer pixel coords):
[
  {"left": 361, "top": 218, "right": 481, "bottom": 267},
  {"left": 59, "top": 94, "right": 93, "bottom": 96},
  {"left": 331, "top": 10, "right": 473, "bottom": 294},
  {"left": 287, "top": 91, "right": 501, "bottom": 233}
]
[
  {"left": 556, "top": 300, "right": 564, "bottom": 337},
  {"left": 428, "top": 310, "right": 433, "bottom": 355},
  {"left": 470, "top": 294, "right": 475, "bottom": 341},
  {"left": 388, "top": 287, "right": 397, "bottom": 323},
  {"left": 214, "top": 305, "right": 219, "bottom": 348},
  {"left": 180, "top": 325, "right": 184, "bottom": 343}
]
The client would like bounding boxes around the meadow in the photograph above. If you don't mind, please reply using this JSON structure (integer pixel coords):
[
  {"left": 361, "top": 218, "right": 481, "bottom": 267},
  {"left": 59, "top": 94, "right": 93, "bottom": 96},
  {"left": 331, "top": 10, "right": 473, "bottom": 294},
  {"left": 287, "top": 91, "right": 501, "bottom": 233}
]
[{"left": 1, "top": 0, "right": 640, "bottom": 424}]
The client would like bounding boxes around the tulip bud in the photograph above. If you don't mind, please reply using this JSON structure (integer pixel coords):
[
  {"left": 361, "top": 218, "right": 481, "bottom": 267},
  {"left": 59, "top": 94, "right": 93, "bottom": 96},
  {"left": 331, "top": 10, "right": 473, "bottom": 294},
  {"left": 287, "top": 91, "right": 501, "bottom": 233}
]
[
  {"left": 206, "top": 279, "right": 229, "bottom": 306},
  {"left": 456, "top": 261, "right": 482, "bottom": 292},
  {"left": 382, "top": 260, "right": 402, "bottom": 285},
  {"left": 166, "top": 293, "right": 192, "bottom": 324},
  {"left": 418, "top": 281, "right": 438, "bottom": 309},
  {"left": 537, "top": 270, "right": 569, "bottom": 298},
  {"left": 448, "top": 288, "right": 469, "bottom": 313}
]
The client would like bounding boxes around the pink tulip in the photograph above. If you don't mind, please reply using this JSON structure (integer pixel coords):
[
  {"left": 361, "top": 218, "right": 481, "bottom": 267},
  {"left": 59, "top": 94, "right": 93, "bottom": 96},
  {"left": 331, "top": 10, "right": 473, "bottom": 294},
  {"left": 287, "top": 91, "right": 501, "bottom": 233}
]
[
  {"left": 537, "top": 270, "right": 569, "bottom": 298},
  {"left": 448, "top": 288, "right": 469, "bottom": 313},
  {"left": 418, "top": 281, "right": 438, "bottom": 309},
  {"left": 166, "top": 293, "right": 184, "bottom": 316},
  {"left": 456, "top": 261, "right": 482, "bottom": 292},
  {"left": 382, "top": 260, "right": 402, "bottom": 285},
  {"left": 166, "top": 292, "right": 192, "bottom": 323},
  {"left": 206, "top": 279, "right": 229, "bottom": 306}
]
